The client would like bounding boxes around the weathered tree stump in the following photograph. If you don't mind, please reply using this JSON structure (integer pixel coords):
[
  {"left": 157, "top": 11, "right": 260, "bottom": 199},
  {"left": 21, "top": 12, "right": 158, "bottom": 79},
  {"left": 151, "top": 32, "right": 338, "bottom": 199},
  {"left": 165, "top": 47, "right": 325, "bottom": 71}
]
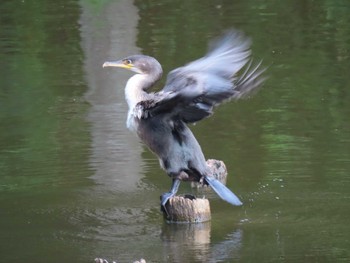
[
  {"left": 191, "top": 159, "right": 228, "bottom": 188},
  {"left": 163, "top": 195, "right": 211, "bottom": 223}
]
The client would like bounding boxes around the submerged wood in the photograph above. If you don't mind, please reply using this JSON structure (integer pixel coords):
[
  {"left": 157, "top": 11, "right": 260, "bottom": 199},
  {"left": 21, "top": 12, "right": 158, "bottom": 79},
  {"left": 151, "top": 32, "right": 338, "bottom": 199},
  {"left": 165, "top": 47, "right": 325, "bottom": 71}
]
[{"left": 95, "top": 258, "right": 146, "bottom": 263}]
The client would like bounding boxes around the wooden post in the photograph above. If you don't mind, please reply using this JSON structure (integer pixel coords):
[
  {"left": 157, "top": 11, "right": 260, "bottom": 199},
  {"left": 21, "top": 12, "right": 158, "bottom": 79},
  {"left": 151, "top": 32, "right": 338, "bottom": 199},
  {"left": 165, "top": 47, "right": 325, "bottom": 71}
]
[
  {"left": 191, "top": 159, "right": 228, "bottom": 188},
  {"left": 162, "top": 159, "right": 228, "bottom": 223},
  {"left": 163, "top": 195, "right": 211, "bottom": 223}
]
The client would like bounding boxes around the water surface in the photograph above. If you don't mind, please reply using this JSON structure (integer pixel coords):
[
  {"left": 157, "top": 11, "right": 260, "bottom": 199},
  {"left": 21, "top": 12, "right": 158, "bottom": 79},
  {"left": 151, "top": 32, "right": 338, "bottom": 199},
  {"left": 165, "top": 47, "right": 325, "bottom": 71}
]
[{"left": 1, "top": 0, "right": 350, "bottom": 262}]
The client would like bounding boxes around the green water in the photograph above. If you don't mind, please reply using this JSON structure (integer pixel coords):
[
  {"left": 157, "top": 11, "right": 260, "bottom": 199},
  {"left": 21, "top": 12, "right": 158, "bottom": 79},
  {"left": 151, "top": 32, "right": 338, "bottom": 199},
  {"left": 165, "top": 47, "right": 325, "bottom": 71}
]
[{"left": 1, "top": 0, "right": 350, "bottom": 262}]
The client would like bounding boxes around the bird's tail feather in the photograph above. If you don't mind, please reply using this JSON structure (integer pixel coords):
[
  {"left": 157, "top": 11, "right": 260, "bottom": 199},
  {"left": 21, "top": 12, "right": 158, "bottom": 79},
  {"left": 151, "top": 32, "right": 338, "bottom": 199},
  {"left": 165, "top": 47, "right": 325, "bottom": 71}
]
[{"left": 205, "top": 176, "right": 243, "bottom": 206}]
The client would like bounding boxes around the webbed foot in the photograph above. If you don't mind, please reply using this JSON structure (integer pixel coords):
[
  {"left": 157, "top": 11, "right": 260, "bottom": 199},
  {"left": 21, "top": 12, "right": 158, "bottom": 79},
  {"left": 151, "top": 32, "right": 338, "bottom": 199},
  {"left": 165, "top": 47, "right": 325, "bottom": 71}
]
[
  {"left": 160, "top": 179, "right": 181, "bottom": 217},
  {"left": 160, "top": 191, "right": 176, "bottom": 216}
]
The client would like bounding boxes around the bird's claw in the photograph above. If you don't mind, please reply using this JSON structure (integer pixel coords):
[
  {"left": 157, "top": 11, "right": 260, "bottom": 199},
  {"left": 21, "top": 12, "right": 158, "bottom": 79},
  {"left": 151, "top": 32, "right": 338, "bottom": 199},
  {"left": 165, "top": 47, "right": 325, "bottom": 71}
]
[{"left": 160, "top": 192, "right": 175, "bottom": 217}]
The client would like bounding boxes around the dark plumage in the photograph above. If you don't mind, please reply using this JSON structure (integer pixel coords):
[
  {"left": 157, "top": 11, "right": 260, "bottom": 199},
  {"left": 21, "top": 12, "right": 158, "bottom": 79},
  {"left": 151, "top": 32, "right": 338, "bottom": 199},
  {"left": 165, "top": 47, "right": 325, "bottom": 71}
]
[{"left": 103, "top": 30, "right": 266, "bottom": 212}]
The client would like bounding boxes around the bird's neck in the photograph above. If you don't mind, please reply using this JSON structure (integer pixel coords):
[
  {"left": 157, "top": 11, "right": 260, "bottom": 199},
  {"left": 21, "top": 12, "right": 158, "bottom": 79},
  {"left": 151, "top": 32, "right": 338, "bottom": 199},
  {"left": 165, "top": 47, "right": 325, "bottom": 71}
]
[
  {"left": 125, "top": 74, "right": 150, "bottom": 109},
  {"left": 125, "top": 74, "right": 155, "bottom": 132}
]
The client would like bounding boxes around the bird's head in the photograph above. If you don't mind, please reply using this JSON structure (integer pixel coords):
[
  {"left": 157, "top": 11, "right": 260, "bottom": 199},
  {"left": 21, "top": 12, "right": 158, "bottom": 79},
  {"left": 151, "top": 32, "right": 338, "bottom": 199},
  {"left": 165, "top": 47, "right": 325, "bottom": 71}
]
[{"left": 103, "top": 55, "right": 162, "bottom": 79}]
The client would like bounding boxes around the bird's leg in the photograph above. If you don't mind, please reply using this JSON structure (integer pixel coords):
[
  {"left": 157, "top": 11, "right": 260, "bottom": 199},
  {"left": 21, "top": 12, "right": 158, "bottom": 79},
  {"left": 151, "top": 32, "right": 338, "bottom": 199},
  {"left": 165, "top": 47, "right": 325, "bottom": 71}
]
[{"left": 160, "top": 178, "right": 180, "bottom": 215}]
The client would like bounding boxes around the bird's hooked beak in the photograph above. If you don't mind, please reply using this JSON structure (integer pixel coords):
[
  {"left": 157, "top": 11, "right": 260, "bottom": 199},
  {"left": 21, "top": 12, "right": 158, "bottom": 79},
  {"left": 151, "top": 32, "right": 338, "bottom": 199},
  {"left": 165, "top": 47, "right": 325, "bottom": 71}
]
[{"left": 102, "top": 59, "right": 142, "bottom": 74}]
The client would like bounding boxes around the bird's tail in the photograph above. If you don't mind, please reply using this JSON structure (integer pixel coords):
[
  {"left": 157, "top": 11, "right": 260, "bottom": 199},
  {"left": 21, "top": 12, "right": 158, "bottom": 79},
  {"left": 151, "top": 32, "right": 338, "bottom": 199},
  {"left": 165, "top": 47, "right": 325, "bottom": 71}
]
[{"left": 204, "top": 175, "right": 243, "bottom": 206}]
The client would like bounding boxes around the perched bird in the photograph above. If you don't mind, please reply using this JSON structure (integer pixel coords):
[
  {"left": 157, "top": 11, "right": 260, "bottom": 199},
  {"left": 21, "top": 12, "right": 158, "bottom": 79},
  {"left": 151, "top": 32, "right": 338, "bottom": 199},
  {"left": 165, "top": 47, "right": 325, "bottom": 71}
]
[{"left": 103, "top": 30, "right": 266, "bottom": 212}]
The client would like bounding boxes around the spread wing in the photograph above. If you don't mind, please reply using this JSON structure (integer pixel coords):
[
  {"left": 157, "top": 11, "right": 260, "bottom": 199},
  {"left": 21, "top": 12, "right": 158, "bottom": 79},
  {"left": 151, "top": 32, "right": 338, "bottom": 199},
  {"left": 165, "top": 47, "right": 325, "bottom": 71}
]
[{"left": 135, "top": 30, "right": 266, "bottom": 123}]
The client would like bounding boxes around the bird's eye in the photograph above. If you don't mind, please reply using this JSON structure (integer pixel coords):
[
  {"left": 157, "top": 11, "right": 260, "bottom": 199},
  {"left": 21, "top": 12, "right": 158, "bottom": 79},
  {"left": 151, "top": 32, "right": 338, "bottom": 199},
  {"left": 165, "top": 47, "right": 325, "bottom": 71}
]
[{"left": 124, "top": 59, "right": 132, "bottom": 65}]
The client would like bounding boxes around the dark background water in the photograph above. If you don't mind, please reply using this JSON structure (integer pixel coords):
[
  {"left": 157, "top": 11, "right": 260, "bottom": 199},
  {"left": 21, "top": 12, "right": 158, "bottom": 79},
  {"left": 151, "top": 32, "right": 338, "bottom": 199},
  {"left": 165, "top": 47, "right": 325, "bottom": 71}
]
[{"left": 1, "top": 0, "right": 350, "bottom": 262}]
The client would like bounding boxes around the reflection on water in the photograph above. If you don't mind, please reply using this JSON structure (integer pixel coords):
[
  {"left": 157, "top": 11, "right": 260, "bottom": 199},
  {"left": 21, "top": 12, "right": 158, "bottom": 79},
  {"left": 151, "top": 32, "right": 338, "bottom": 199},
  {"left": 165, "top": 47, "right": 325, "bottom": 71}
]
[
  {"left": 0, "top": 0, "right": 350, "bottom": 262},
  {"left": 81, "top": 0, "right": 145, "bottom": 193},
  {"left": 161, "top": 222, "right": 212, "bottom": 262},
  {"left": 161, "top": 223, "right": 242, "bottom": 262}
]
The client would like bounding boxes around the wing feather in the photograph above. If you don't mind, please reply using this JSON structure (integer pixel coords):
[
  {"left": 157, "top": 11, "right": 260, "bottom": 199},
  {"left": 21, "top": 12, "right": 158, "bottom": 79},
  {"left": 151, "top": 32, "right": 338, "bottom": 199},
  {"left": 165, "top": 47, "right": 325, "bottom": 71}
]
[{"left": 136, "top": 30, "right": 266, "bottom": 123}]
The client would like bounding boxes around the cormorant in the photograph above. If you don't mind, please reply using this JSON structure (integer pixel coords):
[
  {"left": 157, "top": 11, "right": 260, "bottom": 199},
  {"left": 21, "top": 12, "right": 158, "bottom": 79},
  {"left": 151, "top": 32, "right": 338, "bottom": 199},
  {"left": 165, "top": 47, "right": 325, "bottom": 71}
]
[{"left": 103, "top": 30, "right": 266, "bottom": 212}]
